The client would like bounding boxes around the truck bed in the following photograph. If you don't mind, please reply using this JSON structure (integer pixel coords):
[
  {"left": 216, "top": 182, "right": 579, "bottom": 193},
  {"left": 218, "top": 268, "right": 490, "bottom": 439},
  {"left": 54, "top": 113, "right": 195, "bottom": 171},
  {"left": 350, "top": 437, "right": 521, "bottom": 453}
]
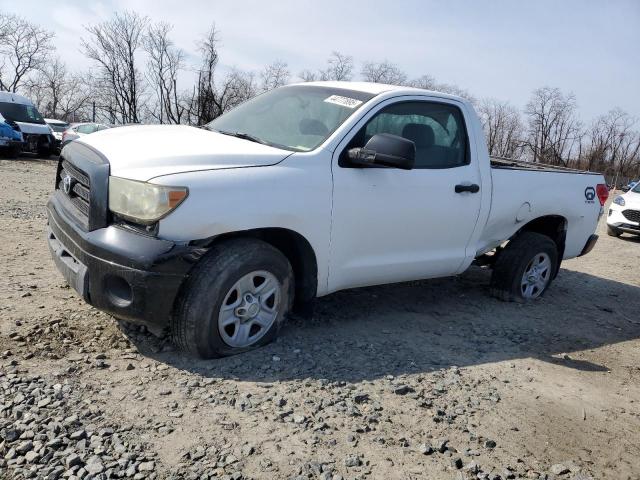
[
  {"left": 490, "top": 156, "right": 600, "bottom": 176},
  {"left": 478, "top": 158, "right": 605, "bottom": 260}
]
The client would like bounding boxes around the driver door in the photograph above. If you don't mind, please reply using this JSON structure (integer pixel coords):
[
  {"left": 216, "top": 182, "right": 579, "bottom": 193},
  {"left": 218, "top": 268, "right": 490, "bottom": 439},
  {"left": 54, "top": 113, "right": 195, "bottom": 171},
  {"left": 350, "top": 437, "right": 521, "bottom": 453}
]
[{"left": 328, "top": 97, "right": 482, "bottom": 292}]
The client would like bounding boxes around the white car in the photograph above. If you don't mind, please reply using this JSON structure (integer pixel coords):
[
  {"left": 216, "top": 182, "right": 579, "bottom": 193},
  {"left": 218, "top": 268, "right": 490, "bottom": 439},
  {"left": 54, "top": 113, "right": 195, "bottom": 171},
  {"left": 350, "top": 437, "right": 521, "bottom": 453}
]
[
  {"left": 45, "top": 118, "right": 71, "bottom": 153},
  {"left": 607, "top": 184, "right": 640, "bottom": 237},
  {"left": 46, "top": 81, "right": 607, "bottom": 358},
  {"left": 0, "top": 91, "right": 55, "bottom": 156}
]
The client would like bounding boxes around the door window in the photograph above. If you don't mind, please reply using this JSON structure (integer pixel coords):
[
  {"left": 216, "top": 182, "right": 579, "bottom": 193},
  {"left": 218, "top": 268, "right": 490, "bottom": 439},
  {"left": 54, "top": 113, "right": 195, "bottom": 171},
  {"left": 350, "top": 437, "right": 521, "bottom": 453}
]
[{"left": 344, "top": 101, "right": 469, "bottom": 169}]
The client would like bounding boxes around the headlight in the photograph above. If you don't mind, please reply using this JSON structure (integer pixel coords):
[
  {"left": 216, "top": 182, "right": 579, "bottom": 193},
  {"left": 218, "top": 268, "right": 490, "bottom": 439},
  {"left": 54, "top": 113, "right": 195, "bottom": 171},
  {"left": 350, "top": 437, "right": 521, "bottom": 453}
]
[
  {"left": 108, "top": 176, "right": 188, "bottom": 224},
  {"left": 613, "top": 196, "right": 625, "bottom": 207}
]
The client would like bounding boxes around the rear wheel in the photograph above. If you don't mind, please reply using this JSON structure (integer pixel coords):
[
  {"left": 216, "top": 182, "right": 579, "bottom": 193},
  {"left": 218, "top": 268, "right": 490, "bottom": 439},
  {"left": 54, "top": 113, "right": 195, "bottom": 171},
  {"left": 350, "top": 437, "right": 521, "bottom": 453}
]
[
  {"left": 607, "top": 225, "right": 622, "bottom": 237},
  {"left": 490, "top": 232, "right": 558, "bottom": 302},
  {"left": 172, "top": 238, "right": 293, "bottom": 358}
]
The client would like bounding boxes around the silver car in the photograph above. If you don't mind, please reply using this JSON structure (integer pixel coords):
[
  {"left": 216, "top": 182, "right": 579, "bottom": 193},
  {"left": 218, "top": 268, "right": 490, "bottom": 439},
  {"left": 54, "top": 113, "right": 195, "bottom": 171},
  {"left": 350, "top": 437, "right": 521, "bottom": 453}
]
[{"left": 61, "top": 122, "right": 111, "bottom": 148}]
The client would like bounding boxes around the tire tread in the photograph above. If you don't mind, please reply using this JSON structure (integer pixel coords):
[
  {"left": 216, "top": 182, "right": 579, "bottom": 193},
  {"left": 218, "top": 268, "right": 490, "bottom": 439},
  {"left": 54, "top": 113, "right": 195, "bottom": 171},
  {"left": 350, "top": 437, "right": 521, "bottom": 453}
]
[
  {"left": 171, "top": 238, "right": 293, "bottom": 358},
  {"left": 490, "top": 232, "right": 558, "bottom": 303}
]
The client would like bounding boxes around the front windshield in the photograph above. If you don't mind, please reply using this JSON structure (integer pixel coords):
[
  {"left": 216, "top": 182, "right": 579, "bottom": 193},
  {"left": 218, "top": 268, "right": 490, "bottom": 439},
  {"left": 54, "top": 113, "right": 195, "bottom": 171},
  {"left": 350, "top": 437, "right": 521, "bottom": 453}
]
[
  {"left": 206, "top": 85, "right": 375, "bottom": 151},
  {"left": 0, "top": 102, "right": 45, "bottom": 124},
  {"left": 631, "top": 182, "right": 640, "bottom": 193}
]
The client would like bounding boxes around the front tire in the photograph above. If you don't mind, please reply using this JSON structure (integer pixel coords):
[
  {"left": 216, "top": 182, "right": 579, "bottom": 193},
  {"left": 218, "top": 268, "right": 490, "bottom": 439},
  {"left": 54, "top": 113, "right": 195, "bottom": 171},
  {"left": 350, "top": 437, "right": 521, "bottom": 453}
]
[
  {"left": 607, "top": 225, "right": 622, "bottom": 237},
  {"left": 490, "top": 232, "right": 558, "bottom": 303},
  {"left": 172, "top": 238, "right": 294, "bottom": 358}
]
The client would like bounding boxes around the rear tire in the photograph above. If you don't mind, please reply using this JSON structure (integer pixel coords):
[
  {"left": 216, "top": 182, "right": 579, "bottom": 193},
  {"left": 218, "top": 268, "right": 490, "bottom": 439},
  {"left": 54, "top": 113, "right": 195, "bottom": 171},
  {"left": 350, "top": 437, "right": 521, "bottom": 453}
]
[
  {"left": 172, "top": 238, "right": 294, "bottom": 358},
  {"left": 607, "top": 225, "right": 622, "bottom": 237},
  {"left": 490, "top": 232, "right": 558, "bottom": 303}
]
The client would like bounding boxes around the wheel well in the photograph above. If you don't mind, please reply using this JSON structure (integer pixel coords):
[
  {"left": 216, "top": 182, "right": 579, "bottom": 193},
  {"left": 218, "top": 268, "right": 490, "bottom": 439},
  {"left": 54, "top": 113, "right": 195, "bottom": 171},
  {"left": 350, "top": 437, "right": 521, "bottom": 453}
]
[
  {"left": 203, "top": 228, "right": 318, "bottom": 306},
  {"left": 516, "top": 215, "right": 567, "bottom": 274}
]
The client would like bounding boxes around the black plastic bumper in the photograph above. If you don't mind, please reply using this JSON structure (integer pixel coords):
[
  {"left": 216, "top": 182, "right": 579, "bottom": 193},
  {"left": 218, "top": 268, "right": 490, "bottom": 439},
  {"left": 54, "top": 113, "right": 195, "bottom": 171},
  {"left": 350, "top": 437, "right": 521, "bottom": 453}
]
[
  {"left": 47, "top": 196, "right": 206, "bottom": 327},
  {"left": 0, "top": 139, "right": 22, "bottom": 150}
]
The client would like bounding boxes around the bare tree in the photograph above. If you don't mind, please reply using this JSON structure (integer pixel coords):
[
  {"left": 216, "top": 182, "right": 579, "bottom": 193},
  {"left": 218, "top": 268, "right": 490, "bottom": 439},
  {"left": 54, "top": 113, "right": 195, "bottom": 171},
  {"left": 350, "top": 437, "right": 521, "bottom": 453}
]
[
  {"left": 214, "top": 69, "right": 257, "bottom": 114},
  {"left": 361, "top": 60, "right": 407, "bottom": 85},
  {"left": 405, "top": 74, "right": 438, "bottom": 90},
  {"left": 299, "top": 51, "right": 353, "bottom": 82},
  {"left": 56, "top": 72, "right": 94, "bottom": 122},
  {"left": 298, "top": 69, "right": 318, "bottom": 82},
  {"left": 186, "top": 25, "right": 257, "bottom": 125},
  {"left": 0, "top": 13, "right": 54, "bottom": 92},
  {"left": 321, "top": 51, "right": 353, "bottom": 81},
  {"left": 82, "top": 11, "right": 149, "bottom": 124},
  {"left": 581, "top": 108, "right": 640, "bottom": 179},
  {"left": 23, "top": 57, "right": 93, "bottom": 121},
  {"left": 478, "top": 98, "right": 524, "bottom": 159},
  {"left": 525, "top": 87, "right": 582, "bottom": 165},
  {"left": 260, "top": 60, "right": 290, "bottom": 91},
  {"left": 187, "top": 24, "right": 219, "bottom": 125},
  {"left": 144, "top": 22, "right": 185, "bottom": 124}
]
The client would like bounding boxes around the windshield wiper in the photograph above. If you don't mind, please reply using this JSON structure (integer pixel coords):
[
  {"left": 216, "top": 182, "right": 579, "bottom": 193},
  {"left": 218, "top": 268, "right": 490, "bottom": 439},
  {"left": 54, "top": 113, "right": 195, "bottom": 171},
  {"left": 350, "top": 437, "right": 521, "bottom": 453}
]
[{"left": 216, "top": 130, "right": 268, "bottom": 146}]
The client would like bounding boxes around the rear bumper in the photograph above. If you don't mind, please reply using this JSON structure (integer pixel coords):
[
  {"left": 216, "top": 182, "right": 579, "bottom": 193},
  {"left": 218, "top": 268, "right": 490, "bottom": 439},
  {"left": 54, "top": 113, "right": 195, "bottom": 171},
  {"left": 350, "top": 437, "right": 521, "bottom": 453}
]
[{"left": 47, "top": 196, "right": 206, "bottom": 327}]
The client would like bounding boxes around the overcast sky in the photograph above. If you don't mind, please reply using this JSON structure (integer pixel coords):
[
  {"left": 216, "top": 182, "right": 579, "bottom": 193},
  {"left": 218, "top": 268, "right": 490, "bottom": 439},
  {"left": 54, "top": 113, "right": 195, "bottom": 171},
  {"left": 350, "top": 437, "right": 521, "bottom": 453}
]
[{"left": 2, "top": 0, "right": 639, "bottom": 121}]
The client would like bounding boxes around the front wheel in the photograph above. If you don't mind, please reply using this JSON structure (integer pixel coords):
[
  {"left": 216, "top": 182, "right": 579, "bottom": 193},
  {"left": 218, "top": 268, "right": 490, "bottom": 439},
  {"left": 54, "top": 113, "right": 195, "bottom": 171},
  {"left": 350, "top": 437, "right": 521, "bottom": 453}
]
[
  {"left": 490, "top": 232, "right": 558, "bottom": 302},
  {"left": 172, "top": 238, "right": 293, "bottom": 358}
]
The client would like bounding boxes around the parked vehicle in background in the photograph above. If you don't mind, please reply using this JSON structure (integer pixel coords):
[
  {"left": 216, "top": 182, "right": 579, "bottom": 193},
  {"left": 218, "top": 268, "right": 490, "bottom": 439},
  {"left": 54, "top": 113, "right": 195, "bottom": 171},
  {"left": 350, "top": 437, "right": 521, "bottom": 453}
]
[
  {"left": 621, "top": 180, "right": 638, "bottom": 192},
  {"left": 0, "top": 112, "right": 23, "bottom": 157},
  {"left": 0, "top": 92, "right": 55, "bottom": 156},
  {"left": 607, "top": 182, "right": 640, "bottom": 237},
  {"left": 47, "top": 81, "right": 608, "bottom": 358},
  {"left": 61, "top": 122, "right": 111, "bottom": 148},
  {"left": 45, "top": 118, "right": 71, "bottom": 154}
]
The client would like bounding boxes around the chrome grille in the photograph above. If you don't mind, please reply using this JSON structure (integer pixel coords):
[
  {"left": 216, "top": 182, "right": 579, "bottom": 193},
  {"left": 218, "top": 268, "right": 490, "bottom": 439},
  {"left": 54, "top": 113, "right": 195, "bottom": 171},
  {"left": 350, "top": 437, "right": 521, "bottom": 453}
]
[
  {"left": 58, "top": 160, "right": 91, "bottom": 222},
  {"left": 622, "top": 209, "right": 640, "bottom": 223}
]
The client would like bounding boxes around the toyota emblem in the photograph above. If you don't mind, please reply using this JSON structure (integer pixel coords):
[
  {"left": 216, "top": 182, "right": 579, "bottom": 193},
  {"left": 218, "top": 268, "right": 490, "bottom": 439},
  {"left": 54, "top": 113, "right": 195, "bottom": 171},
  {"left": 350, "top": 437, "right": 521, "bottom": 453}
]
[{"left": 62, "top": 175, "right": 73, "bottom": 195}]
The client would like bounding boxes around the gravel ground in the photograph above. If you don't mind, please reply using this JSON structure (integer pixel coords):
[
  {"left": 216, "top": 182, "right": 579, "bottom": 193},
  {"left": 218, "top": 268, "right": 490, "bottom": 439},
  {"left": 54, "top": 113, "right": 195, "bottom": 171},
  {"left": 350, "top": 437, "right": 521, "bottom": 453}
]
[{"left": 1, "top": 157, "right": 639, "bottom": 480}]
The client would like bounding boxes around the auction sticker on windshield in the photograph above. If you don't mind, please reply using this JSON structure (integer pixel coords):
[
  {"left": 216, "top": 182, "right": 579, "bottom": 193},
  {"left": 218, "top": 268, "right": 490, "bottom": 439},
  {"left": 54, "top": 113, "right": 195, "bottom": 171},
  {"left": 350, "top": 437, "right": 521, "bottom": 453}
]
[{"left": 324, "top": 95, "right": 363, "bottom": 109}]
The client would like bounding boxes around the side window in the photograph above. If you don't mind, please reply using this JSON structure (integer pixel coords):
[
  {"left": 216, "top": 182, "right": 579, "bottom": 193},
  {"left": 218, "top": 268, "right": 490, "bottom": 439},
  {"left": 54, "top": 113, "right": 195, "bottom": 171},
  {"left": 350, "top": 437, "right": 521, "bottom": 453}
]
[
  {"left": 343, "top": 101, "right": 469, "bottom": 169},
  {"left": 77, "top": 124, "right": 97, "bottom": 134}
]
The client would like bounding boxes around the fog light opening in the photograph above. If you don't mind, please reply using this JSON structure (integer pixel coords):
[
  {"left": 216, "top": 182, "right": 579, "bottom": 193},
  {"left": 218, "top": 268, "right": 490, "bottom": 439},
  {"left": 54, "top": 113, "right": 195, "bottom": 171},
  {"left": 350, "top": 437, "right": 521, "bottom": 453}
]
[{"left": 104, "top": 275, "right": 133, "bottom": 307}]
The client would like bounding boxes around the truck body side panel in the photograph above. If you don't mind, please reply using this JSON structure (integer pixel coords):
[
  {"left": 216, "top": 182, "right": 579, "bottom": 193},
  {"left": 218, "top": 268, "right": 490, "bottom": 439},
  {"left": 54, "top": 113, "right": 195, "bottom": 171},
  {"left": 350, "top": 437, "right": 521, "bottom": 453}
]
[{"left": 478, "top": 168, "right": 604, "bottom": 259}]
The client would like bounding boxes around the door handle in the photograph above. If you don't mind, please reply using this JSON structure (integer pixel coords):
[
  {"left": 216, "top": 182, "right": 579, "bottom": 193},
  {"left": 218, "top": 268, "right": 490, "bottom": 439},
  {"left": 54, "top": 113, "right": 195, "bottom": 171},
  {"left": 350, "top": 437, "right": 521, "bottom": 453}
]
[{"left": 455, "top": 183, "right": 480, "bottom": 194}]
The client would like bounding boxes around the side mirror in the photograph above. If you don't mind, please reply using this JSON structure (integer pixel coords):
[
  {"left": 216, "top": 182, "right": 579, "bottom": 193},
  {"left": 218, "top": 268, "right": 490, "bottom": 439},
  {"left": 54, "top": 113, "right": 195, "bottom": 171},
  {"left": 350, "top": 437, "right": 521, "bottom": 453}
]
[{"left": 347, "top": 133, "right": 415, "bottom": 170}]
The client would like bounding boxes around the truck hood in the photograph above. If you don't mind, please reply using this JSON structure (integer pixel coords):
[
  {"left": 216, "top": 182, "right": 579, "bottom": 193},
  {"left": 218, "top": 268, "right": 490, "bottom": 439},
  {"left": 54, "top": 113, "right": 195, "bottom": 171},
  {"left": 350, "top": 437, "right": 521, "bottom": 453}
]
[
  {"left": 622, "top": 190, "right": 640, "bottom": 208},
  {"left": 15, "top": 121, "right": 51, "bottom": 135},
  {"left": 75, "top": 125, "right": 292, "bottom": 181}
]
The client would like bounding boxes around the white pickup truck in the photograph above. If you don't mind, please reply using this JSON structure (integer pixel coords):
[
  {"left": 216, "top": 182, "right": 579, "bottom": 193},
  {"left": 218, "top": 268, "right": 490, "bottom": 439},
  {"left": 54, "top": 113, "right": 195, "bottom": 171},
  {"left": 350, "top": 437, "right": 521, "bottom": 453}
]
[{"left": 47, "top": 81, "right": 608, "bottom": 358}]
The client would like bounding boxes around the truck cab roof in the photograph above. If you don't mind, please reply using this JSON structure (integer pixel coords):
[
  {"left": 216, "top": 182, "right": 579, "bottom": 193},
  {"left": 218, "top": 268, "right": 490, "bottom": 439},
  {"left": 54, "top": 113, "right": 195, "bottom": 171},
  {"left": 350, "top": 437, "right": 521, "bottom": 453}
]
[{"left": 294, "top": 81, "right": 468, "bottom": 104}]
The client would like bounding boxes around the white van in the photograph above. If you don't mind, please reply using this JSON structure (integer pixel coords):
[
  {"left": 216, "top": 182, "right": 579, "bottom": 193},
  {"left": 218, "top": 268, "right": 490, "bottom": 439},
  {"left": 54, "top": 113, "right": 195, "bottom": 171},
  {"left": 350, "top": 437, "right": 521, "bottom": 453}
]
[{"left": 0, "top": 92, "right": 55, "bottom": 156}]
